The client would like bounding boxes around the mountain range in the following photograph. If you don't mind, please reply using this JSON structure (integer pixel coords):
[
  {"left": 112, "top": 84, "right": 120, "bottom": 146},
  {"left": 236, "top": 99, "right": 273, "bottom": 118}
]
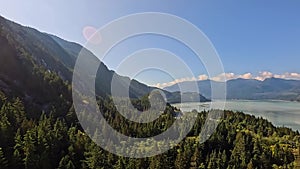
[
  {"left": 0, "top": 15, "right": 209, "bottom": 113},
  {"left": 164, "top": 78, "right": 300, "bottom": 101}
]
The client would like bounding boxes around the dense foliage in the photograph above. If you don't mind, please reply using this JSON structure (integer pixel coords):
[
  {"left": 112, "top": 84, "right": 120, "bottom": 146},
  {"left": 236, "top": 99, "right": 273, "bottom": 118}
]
[{"left": 0, "top": 89, "right": 299, "bottom": 169}]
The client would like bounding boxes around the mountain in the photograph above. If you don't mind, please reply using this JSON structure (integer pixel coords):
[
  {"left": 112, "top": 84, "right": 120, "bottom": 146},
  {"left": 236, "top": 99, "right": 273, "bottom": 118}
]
[
  {"left": 0, "top": 15, "right": 298, "bottom": 169},
  {"left": 0, "top": 16, "right": 76, "bottom": 117},
  {"left": 0, "top": 15, "right": 209, "bottom": 111},
  {"left": 50, "top": 32, "right": 209, "bottom": 103},
  {"left": 164, "top": 78, "right": 300, "bottom": 101}
]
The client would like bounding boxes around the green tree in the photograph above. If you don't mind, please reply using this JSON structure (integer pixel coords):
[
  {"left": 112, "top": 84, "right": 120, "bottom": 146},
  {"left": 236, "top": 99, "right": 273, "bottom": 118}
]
[
  {"left": 229, "top": 132, "right": 248, "bottom": 168},
  {"left": 13, "top": 129, "right": 24, "bottom": 168},
  {"left": 84, "top": 143, "right": 106, "bottom": 169},
  {"left": 0, "top": 147, "right": 8, "bottom": 169},
  {"left": 23, "top": 129, "right": 39, "bottom": 169},
  {"left": 58, "top": 155, "right": 75, "bottom": 169}
]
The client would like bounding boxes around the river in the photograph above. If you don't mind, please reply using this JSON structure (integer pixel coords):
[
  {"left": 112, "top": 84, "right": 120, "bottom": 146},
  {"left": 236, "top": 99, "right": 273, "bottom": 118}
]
[{"left": 172, "top": 100, "right": 300, "bottom": 131}]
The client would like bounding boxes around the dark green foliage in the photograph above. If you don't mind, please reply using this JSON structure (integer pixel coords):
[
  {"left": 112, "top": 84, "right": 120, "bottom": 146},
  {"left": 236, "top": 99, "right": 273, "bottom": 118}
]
[
  {"left": 0, "top": 147, "right": 8, "bottom": 169},
  {"left": 0, "top": 91, "right": 298, "bottom": 168}
]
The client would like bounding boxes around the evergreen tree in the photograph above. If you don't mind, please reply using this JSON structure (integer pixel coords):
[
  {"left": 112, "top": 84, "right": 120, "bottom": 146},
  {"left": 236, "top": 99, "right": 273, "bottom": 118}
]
[
  {"left": 229, "top": 132, "right": 248, "bottom": 168},
  {"left": 58, "top": 155, "right": 75, "bottom": 169},
  {"left": 13, "top": 129, "right": 24, "bottom": 168},
  {"left": 23, "top": 129, "right": 39, "bottom": 169},
  {"left": 0, "top": 147, "right": 8, "bottom": 169},
  {"left": 84, "top": 143, "right": 106, "bottom": 169}
]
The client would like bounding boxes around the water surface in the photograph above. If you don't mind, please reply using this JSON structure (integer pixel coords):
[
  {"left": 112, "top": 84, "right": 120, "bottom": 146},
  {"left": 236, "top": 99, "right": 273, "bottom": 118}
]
[{"left": 173, "top": 100, "right": 300, "bottom": 131}]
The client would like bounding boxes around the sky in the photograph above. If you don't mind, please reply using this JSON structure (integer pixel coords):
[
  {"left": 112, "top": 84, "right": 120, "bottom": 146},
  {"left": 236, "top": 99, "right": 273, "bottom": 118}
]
[{"left": 1, "top": 1, "right": 300, "bottom": 87}]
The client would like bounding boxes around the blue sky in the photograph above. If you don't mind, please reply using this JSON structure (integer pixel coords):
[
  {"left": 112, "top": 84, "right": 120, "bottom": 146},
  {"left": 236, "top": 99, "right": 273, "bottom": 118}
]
[{"left": 1, "top": 1, "right": 300, "bottom": 86}]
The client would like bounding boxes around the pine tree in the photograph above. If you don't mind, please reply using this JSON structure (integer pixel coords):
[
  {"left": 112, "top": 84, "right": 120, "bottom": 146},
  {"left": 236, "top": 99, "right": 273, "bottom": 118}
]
[
  {"left": 0, "top": 147, "right": 8, "bottom": 169},
  {"left": 84, "top": 143, "right": 105, "bottom": 169},
  {"left": 12, "top": 97, "right": 26, "bottom": 125},
  {"left": 174, "top": 148, "right": 185, "bottom": 169},
  {"left": 23, "top": 129, "right": 39, "bottom": 169},
  {"left": 149, "top": 155, "right": 163, "bottom": 169},
  {"left": 229, "top": 132, "right": 248, "bottom": 168},
  {"left": 114, "top": 157, "right": 126, "bottom": 169},
  {"left": 220, "top": 150, "right": 227, "bottom": 168},
  {"left": 0, "top": 112, "right": 13, "bottom": 147},
  {"left": 190, "top": 145, "right": 202, "bottom": 169},
  {"left": 13, "top": 129, "right": 24, "bottom": 168},
  {"left": 247, "top": 159, "right": 254, "bottom": 169},
  {"left": 207, "top": 151, "right": 217, "bottom": 169},
  {"left": 58, "top": 155, "right": 75, "bottom": 169}
]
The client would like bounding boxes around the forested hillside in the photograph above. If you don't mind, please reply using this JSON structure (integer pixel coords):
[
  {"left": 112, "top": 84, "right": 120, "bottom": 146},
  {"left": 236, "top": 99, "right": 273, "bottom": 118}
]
[{"left": 0, "top": 89, "right": 299, "bottom": 169}]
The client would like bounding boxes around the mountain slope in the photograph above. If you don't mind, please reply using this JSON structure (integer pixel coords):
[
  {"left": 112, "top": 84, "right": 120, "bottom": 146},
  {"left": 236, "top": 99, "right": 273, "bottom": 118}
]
[
  {"left": 0, "top": 15, "right": 209, "bottom": 107},
  {"left": 0, "top": 21, "right": 71, "bottom": 117},
  {"left": 50, "top": 31, "right": 209, "bottom": 102}
]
